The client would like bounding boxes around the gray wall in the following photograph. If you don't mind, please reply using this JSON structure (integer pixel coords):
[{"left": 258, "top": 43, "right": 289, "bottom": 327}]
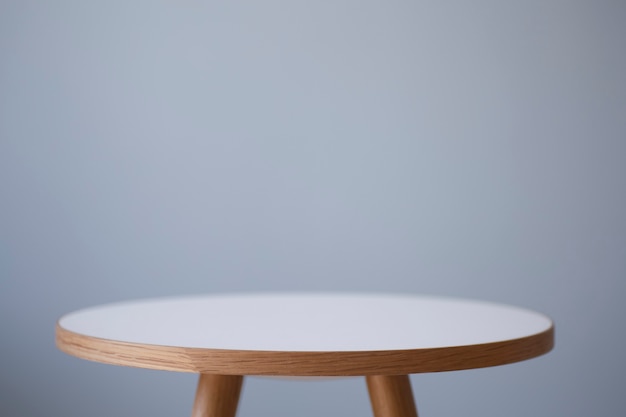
[{"left": 1, "top": 1, "right": 624, "bottom": 416}]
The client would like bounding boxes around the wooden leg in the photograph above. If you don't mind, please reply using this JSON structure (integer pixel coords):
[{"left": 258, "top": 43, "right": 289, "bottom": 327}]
[
  {"left": 366, "top": 375, "right": 418, "bottom": 417},
  {"left": 191, "top": 374, "right": 244, "bottom": 417}
]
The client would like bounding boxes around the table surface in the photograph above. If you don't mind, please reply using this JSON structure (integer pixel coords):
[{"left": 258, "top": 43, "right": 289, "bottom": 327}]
[{"left": 56, "top": 293, "right": 554, "bottom": 376}]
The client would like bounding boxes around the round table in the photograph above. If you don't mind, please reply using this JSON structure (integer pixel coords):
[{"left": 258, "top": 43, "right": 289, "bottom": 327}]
[{"left": 56, "top": 293, "right": 554, "bottom": 417}]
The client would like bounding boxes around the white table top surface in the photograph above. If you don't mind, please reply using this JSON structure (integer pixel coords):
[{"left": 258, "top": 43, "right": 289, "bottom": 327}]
[{"left": 58, "top": 293, "right": 552, "bottom": 352}]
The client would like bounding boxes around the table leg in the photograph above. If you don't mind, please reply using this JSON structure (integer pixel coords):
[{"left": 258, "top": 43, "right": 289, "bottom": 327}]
[
  {"left": 366, "top": 375, "right": 418, "bottom": 417},
  {"left": 191, "top": 374, "right": 244, "bottom": 417}
]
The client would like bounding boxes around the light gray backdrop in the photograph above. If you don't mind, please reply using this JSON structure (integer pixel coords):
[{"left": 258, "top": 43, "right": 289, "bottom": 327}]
[{"left": 1, "top": 1, "right": 624, "bottom": 416}]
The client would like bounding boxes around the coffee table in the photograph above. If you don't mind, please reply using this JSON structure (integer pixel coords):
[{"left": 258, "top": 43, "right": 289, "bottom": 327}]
[{"left": 56, "top": 293, "right": 554, "bottom": 417}]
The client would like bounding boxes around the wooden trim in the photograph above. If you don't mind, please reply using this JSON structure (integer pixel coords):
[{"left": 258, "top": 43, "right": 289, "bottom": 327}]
[
  {"left": 56, "top": 322, "right": 554, "bottom": 377},
  {"left": 191, "top": 374, "right": 243, "bottom": 417},
  {"left": 367, "top": 375, "right": 418, "bottom": 417}
]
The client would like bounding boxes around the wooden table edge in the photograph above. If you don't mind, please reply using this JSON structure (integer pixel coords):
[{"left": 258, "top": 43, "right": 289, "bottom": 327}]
[{"left": 56, "top": 322, "right": 554, "bottom": 376}]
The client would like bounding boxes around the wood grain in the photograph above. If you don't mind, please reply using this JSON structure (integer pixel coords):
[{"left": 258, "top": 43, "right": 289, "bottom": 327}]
[
  {"left": 367, "top": 375, "right": 418, "bottom": 417},
  {"left": 56, "top": 322, "right": 554, "bottom": 377},
  {"left": 191, "top": 374, "right": 243, "bottom": 417}
]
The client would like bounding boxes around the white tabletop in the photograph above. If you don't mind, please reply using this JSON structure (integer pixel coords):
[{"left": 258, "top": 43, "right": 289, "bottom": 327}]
[{"left": 58, "top": 293, "right": 552, "bottom": 352}]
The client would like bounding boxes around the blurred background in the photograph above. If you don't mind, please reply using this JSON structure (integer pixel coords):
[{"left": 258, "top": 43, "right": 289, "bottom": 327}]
[{"left": 1, "top": 0, "right": 624, "bottom": 416}]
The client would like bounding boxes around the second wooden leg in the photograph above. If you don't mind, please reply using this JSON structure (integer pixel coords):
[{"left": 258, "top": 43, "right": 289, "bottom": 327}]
[
  {"left": 191, "top": 374, "right": 244, "bottom": 417},
  {"left": 366, "top": 375, "right": 418, "bottom": 417}
]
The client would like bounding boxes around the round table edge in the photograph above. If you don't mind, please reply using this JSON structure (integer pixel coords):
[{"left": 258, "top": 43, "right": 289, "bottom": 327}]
[{"left": 56, "top": 321, "right": 554, "bottom": 376}]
